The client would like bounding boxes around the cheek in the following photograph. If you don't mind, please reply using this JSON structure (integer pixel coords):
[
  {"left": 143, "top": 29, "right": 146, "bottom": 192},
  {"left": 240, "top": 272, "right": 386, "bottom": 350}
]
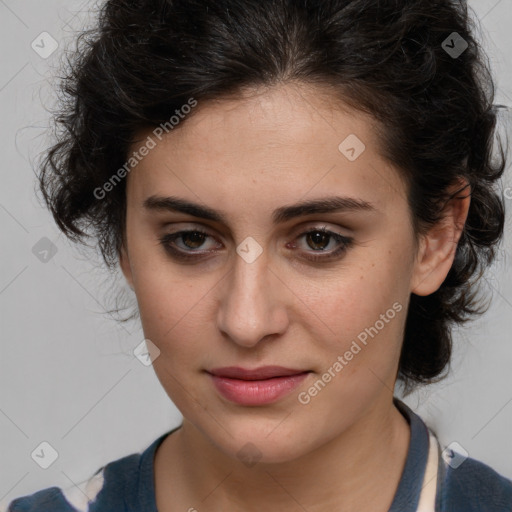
[
  {"left": 133, "top": 271, "right": 214, "bottom": 409},
  {"left": 295, "top": 280, "right": 406, "bottom": 418},
  {"left": 136, "top": 274, "right": 211, "bottom": 350},
  {"left": 304, "top": 248, "right": 410, "bottom": 370}
]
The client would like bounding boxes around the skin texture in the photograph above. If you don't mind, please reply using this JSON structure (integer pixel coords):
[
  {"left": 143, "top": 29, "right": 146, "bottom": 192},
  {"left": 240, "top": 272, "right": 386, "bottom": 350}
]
[{"left": 119, "top": 82, "right": 470, "bottom": 512}]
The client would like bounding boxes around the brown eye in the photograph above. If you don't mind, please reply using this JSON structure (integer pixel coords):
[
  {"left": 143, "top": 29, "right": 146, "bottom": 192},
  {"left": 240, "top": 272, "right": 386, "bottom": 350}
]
[
  {"left": 158, "top": 229, "right": 221, "bottom": 261},
  {"left": 305, "top": 230, "right": 332, "bottom": 251},
  {"left": 179, "top": 231, "right": 208, "bottom": 250},
  {"left": 292, "top": 227, "right": 354, "bottom": 262}
]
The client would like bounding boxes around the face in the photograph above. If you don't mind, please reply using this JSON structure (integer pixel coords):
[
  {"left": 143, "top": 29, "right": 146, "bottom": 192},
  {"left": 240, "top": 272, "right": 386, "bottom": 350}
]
[{"left": 119, "top": 82, "right": 437, "bottom": 464}]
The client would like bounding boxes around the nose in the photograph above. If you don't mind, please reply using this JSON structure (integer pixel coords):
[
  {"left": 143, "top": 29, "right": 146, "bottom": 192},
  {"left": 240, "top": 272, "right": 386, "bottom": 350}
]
[{"left": 216, "top": 250, "right": 289, "bottom": 348}]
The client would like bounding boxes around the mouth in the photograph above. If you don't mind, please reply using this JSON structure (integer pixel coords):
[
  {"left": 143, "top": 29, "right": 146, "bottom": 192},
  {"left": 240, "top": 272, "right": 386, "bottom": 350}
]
[
  {"left": 206, "top": 366, "right": 312, "bottom": 406},
  {"left": 208, "top": 365, "right": 310, "bottom": 380}
]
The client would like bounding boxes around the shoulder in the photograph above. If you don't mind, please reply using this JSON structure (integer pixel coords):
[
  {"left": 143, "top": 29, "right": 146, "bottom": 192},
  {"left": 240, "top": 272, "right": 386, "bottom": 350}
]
[
  {"left": 399, "top": 399, "right": 512, "bottom": 512},
  {"left": 3, "top": 429, "right": 174, "bottom": 512},
  {"left": 2, "top": 486, "right": 78, "bottom": 512},
  {"left": 439, "top": 451, "right": 512, "bottom": 511},
  {"left": 3, "top": 452, "right": 143, "bottom": 512}
]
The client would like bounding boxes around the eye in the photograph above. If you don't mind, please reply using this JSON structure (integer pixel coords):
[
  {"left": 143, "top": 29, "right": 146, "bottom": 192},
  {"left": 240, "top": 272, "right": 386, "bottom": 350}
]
[
  {"left": 158, "top": 229, "right": 220, "bottom": 261},
  {"left": 289, "top": 226, "right": 354, "bottom": 262},
  {"left": 158, "top": 226, "right": 354, "bottom": 263}
]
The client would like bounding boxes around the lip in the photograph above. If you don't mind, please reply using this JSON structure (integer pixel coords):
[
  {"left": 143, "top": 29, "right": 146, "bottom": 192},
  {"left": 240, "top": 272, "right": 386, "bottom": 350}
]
[
  {"left": 209, "top": 366, "right": 308, "bottom": 380},
  {"left": 207, "top": 366, "right": 311, "bottom": 406}
]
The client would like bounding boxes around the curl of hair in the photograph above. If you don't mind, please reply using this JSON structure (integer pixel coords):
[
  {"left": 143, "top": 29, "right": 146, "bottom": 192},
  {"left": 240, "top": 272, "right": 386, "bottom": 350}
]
[{"left": 38, "top": 0, "right": 508, "bottom": 395}]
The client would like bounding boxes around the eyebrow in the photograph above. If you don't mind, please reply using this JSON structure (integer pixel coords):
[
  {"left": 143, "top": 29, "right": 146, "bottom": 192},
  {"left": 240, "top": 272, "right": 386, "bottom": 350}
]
[{"left": 142, "top": 195, "right": 377, "bottom": 225}]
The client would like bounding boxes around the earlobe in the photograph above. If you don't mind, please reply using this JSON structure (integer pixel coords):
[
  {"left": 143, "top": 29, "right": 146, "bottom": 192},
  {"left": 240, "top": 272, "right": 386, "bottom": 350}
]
[{"left": 411, "top": 179, "right": 471, "bottom": 296}]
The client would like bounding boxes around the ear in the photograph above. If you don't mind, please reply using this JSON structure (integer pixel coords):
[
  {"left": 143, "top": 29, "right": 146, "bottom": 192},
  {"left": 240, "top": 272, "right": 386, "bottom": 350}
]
[
  {"left": 119, "top": 244, "right": 134, "bottom": 290},
  {"left": 411, "top": 178, "right": 471, "bottom": 296}
]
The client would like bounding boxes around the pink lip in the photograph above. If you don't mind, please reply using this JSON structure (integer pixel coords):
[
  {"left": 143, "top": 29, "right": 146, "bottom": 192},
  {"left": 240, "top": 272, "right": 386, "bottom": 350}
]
[{"left": 207, "top": 366, "right": 311, "bottom": 406}]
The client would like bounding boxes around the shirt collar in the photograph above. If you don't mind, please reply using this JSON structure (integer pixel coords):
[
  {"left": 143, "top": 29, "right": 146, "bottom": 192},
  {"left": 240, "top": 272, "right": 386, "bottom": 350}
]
[{"left": 388, "top": 397, "right": 433, "bottom": 512}]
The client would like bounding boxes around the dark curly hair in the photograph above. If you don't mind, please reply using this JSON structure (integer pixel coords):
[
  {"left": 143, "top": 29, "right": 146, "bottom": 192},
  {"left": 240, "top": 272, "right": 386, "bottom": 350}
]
[{"left": 37, "top": 0, "right": 508, "bottom": 396}]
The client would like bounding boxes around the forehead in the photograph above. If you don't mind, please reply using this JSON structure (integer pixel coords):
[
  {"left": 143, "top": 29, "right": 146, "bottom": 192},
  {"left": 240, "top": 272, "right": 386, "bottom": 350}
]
[
  {"left": 125, "top": 82, "right": 407, "bottom": 223},
  {"left": 145, "top": 82, "right": 382, "bottom": 155}
]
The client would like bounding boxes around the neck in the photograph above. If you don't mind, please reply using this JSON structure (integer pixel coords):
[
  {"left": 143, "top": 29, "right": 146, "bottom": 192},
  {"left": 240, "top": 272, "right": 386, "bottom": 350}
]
[{"left": 154, "top": 396, "right": 410, "bottom": 512}]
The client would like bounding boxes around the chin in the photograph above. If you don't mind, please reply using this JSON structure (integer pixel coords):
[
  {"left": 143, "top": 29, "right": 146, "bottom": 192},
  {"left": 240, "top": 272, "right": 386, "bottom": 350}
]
[{"left": 207, "top": 417, "right": 312, "bottom": 466}]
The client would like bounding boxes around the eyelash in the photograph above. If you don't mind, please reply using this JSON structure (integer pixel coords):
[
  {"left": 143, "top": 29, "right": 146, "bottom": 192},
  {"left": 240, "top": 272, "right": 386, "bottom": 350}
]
[{"left": 158, "top": 226, "right": 354, "bottom": 263}]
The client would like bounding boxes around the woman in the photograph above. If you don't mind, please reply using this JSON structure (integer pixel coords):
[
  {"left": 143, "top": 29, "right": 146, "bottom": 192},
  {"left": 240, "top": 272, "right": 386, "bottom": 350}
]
[{"left": 6, "top": 0, "right": 512, "bottom": 511}]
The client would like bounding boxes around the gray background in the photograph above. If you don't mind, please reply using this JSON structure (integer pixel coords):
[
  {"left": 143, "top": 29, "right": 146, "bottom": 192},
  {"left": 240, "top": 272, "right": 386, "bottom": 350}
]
[{"left": 1, "top": 0, "right": 511, "bottom": 506}]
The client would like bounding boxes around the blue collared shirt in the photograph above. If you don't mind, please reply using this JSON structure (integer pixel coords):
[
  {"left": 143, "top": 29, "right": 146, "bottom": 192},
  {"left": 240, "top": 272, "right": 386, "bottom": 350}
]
[{"left": 4, "top": 398, "right": 512, "bottom": 511}]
